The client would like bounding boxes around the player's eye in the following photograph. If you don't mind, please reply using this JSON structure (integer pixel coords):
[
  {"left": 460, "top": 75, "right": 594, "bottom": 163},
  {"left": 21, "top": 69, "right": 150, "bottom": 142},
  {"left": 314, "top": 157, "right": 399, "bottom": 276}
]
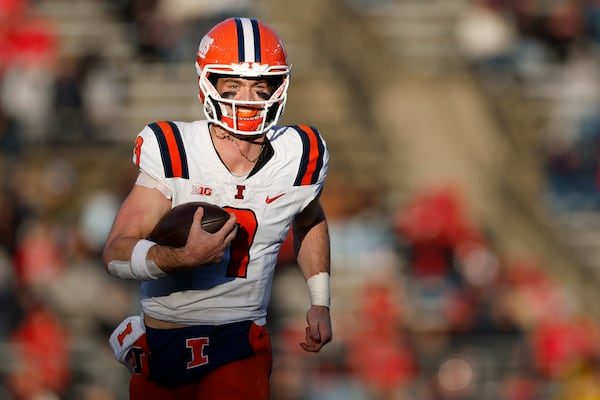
[{"left": 256, "top": 91, "right": 270, "bottom": 100}]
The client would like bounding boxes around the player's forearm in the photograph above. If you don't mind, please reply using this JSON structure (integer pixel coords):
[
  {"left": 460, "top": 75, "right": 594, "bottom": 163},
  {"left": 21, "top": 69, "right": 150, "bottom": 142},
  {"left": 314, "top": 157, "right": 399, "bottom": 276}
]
[
  {"left": 294, "top": 218, "right": 330, "bottom": 278},
  {"left": 103, "top": 235, "right": 139, "bottom": 271},
  {"left": 104, "top": 237, "right": 191, "bottom": 280},
  {"left": 103, "top": 234, "right": 214, "bottom": 277},
  {"left": 294, "top": 219, "right": 331, "bottom": 308},
  {"left": 295, "top": 218, "right": 331, "bottom": 282}
]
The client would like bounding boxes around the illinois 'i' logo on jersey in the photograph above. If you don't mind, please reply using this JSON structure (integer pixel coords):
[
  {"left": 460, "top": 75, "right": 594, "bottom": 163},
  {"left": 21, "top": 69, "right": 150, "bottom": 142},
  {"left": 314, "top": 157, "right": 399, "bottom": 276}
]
[{"left": 235, "top": 185, "right": 246, "bottom": 200}]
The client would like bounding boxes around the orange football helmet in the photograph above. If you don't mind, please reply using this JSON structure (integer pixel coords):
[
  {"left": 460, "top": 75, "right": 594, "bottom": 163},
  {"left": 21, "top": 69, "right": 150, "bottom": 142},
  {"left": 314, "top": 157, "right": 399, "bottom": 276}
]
[{"left": 195, "top": 17, "right": 290, "bottom": 135}]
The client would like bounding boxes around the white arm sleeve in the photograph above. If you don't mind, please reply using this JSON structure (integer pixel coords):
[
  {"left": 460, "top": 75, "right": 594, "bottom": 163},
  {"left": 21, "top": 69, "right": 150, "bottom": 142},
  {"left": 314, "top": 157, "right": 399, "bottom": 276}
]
[{"left": 135, "top": 170, "right": 172, "bottom": 200}]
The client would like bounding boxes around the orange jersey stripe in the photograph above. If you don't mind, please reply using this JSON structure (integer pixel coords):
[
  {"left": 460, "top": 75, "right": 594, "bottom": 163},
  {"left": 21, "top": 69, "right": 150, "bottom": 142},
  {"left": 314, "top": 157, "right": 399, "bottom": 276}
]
[
  {"left": 298, "top": 125, "right": 320, "bottom": 186},
  {"left": 157, "top": 121, "right": 183, "bottom": 178}
]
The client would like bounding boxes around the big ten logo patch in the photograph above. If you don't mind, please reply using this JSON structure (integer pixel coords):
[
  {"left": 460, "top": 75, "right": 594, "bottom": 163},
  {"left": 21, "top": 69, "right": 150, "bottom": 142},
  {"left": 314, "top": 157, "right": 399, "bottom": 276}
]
[{"left": 192, "top": 185, "right": 213, "bottom": 196}]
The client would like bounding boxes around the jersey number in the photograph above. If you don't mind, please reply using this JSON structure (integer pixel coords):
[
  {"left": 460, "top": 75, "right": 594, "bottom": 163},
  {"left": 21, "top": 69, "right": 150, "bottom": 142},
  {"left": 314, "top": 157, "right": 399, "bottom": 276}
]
[{"left": 223, "top": 207, "right": 257, "bottom": 278}]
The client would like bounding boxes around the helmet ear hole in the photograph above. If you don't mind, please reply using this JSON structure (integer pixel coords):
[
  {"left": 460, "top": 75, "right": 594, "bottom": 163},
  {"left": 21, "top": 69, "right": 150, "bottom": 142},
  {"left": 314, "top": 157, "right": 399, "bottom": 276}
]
[
  {"left": 208, "top": 73, "right": 222, "bottom": 87},
  {"left": 266, "top": 77, "right": 284, "bottom": 91}
]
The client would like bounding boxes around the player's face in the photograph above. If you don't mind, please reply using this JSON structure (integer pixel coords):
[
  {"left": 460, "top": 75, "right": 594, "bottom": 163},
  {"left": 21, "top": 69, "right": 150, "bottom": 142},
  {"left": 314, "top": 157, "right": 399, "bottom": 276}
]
[{"left": 215, "top": 77, "right": 274, "bottom": 119}]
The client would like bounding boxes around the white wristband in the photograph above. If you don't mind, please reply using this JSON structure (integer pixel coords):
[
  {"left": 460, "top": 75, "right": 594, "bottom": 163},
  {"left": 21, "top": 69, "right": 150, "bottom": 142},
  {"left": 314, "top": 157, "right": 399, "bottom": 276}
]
[
  {"left": 131, "top": 239, "right": 163, "bottom": 279},
  {"left": 306, "top": 272, "right": 330, "bottom": 307},
  {"left": 107, "top": 239, "right": 164, "bottom": 280}
]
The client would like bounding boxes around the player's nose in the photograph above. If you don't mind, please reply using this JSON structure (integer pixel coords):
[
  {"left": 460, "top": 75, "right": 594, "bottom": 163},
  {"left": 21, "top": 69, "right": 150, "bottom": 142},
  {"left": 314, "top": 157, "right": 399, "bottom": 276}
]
[{"left": 234, "top": 86, "right": 254, "bottom": 101}]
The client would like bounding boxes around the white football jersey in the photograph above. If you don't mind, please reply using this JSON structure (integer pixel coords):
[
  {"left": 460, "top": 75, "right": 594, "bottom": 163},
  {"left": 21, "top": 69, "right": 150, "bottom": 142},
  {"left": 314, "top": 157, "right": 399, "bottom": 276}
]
[{"left": 132, "top": 120, "right": 328, "bottom": 326}]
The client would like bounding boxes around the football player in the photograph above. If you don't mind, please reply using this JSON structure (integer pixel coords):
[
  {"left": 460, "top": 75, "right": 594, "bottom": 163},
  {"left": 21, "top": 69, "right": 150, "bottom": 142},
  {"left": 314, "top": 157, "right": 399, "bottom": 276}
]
[{"left": 102, "top": 17, "right": 332, "bottom": 399}]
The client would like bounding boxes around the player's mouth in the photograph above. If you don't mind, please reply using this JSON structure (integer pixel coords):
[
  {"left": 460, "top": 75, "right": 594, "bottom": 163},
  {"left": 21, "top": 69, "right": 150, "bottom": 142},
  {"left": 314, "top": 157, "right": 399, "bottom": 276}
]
[{"left": 235, "top": 108, "right": 261, "bottom": 119}]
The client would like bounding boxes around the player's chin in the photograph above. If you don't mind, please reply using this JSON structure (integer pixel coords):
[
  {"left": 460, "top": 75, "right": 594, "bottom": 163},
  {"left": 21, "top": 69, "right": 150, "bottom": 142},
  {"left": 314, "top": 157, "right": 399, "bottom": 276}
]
[{"left": 233, "top": 132, "right": 265, "bottom": 142}]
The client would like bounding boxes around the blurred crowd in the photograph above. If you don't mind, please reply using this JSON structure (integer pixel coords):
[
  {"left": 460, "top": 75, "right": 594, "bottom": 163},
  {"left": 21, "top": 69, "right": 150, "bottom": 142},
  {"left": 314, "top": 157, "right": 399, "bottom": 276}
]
[
  {"left": 0, "top": 0, "right": 128, "bottom": 150},
  {"left": 108, "top": 0, "right": 251, "bottom": 63},
  {"left": 455, "top": 0, "right": 600, "bottom": 212},
  {"left": 268, "top": 181, "right": 600, "bottom": 400},
  {"left": 1, "top": 0, "right": 600, "bottom": 399}
]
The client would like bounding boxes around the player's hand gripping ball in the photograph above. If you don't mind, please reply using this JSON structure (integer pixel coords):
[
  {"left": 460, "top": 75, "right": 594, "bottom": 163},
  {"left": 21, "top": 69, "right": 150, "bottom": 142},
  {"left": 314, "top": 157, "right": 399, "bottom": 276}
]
[{"left": 148, "top": 202, "right": 230, "bottom": 247}]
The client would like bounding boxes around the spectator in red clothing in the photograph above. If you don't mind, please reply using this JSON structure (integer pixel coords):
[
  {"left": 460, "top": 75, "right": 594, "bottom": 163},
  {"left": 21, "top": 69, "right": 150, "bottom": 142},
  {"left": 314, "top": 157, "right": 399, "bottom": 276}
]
[
  {"left": 393, "top": 185, "right": 483, "bottom": 281},
  {"left": 530, "top": 313, "right": 600, "bottom": 380},
  {"left": 346, "top": 276, "right": 417, "bottom": 399},
  {"left": 0, "top": 0, "right": 57, "bottom": 72},
  {"left": 6, "top": 303, "right": 71, "bottom": 399},
  {"left": 12, "top": 219, "right": 65, "bottom": 289},
  {"left": 0, "top": 0, "right": 57, "bottom": 143}
]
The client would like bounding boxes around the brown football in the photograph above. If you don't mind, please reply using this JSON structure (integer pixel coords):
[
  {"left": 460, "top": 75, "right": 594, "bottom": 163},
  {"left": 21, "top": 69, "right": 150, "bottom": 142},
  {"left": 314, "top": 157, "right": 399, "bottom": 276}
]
[{"left": 148, "top": 202, "right": 230, "bottom": 247}]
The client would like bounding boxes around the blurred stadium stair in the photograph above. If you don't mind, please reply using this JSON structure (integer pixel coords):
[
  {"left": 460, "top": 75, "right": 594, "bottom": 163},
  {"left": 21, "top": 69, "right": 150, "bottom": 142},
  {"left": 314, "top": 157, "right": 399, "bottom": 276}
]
[
  {"left": 33, "top": 0, "right": 135, "bottom": 62},
  {"left": 34, "top": 0, "right": 212, "bottom": 142},
  {"left": 347, "top": 0, "right": 469, "bottom": 74},
  {"left": 551, "top": 211, "right": 600, "bottom": 270}
]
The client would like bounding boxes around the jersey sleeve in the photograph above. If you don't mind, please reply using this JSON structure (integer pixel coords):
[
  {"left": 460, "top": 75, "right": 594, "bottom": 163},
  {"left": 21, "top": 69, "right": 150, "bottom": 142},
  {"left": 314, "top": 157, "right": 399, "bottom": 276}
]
[
  {"left": 288, "top": 125, "right": 329, "bottom": 210},
  {"left": 132, "top": 121, "right": 190, "bottom": 186}
]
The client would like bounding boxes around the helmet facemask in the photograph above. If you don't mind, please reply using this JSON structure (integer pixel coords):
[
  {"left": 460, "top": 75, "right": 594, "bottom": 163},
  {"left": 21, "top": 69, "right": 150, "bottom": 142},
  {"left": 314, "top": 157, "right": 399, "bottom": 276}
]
[{"left": 197, "top": 63, "right": 289, "bottom": 136}]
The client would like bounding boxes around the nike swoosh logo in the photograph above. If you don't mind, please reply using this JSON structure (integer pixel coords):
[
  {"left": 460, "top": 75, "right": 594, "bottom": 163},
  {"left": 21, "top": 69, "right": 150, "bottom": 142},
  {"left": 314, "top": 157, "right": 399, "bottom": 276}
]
[{"left": 265, "top": 193, "right": 286, "bottom": 204}]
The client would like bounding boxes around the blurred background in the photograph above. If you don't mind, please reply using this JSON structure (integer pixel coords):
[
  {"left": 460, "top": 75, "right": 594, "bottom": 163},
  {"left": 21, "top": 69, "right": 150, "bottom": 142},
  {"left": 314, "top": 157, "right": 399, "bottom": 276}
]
[{"left": 1, "top": 0, "right": 600, "bottom": 399}]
